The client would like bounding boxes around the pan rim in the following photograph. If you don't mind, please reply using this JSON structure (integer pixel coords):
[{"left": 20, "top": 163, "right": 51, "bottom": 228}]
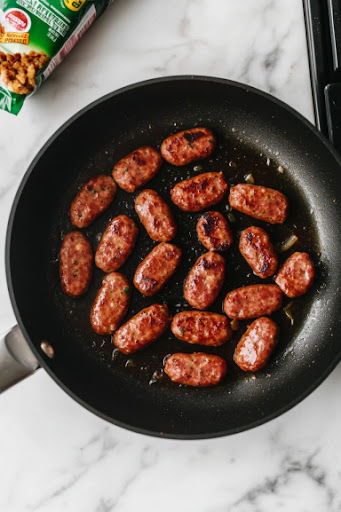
[{"left": 5, "top": 74, "right": 341, "bottom": 439}]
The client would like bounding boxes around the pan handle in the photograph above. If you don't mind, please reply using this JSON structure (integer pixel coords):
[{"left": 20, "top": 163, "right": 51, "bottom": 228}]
[{"left": 0, "top": 325, "right": 39, "bottom": 393}]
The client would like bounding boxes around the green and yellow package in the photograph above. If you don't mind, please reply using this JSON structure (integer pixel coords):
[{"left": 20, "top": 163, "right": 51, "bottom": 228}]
[{"left": 0, "top": 0, "right": 110, "bottom": 114}]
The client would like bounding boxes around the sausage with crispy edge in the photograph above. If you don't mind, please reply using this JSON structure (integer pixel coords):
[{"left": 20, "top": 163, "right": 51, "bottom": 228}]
[
  {"left": 70, "top": 175, "right": 116, "bottom": 228},
  {"left": 134, "top": 243, "right": 182, "bottom": 296},
  {"left": 95, "top": 215, "right": 138, "bottom": 272},
  {"left": 90, "top": 273, "right": 131, "bottom": 335},
  {"left": 171, "top": 171, "right": 228, "bottom": 212},
  {"left": 275, "top": 252, "right": 315, "bottom": 297},
  {"left": 160, "top": 127, "right": 216, "bottom": 166},
  {"left": 196, "top": 211, "right": 233, "bottom": 251},
  {"left": 171, "top": 311, "right": 232, "bottom": 346},
  {"left": 165, "top": 352, "right": 227, "bottom": 387},
  {"left": 229, "top": 184, "right": 288, "bottom": 224},
  {"left": 223, "top": 284, "right": 282, "bottom": 319},
  {"left": 239, "top": 226, "right": 278, "bottom": 278},
  {"left": 184, "top": 251, "right": 226, "bottom": 310},
  {"left": 113, "top": 304, "right": 170, "bottom": 354},
  {"left": 135, "top": 189, "right": 176, "bottom": 242},
  {"left": 112, "top": 146, "right": 162, "bottom": 193},
  {"left": 59, "top": 231, "right": 93, "bottom": 297},
  {"left": 234, "top": 317, "right": 279, "bottom": 371}
]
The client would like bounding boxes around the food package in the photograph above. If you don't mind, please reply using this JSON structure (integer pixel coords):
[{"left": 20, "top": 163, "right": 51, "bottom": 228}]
[{"left": 0, "top": 0, "right": 110, "bottom": 114}]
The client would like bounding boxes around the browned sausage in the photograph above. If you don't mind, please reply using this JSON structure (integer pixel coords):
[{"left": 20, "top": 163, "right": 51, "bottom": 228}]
[
  {"left": 223, "top": 284, "right": 282, "bottom": 319},
  {"left": 196, "top": 211, "right": 233, "bottom": 251},
  {"left": 275, "top": 252, "right": 315, "bottom": 297},
  {"left": 112, "top": 146, "right": 162, "bottom": 192},
  {"left": 234, "top": 317, "right": 278, "bottom": 371},
  {"left": 160, "top": 127, "right": 216, "bottom": 166},
  {"left": 59, "top": 232, "right": 93, "bottom": 297},
  {"left": 133, "top": 243, "right": 182, "bottom": 296},
  {"left": 134, "top": 189, "right": 176, "bottom": 242},
  {"left": 70, "top": 175, "right": 116, "bottom": 228},
  {"left": 95, "top": 215, "right": 138, "bottom": 272},
  {"left": 239, "top": 226, "right": 278, "bottom": 278},
  {"left": 113, "top": 304, "right": 170, "bottom": 354},
  {"left": 164, "top": 352, "right": 227, "bottom": 386},
  {"left": 171, "top": 172, "right": 228, "bottom": 212},
  {"left": 90, "top": 273, "right": 131, "bottom": 335},
  {"left": 229, "top": 184, "right": 288, "bottom": 224},
  {"left": 184, "top": 251, "right": 226, "bottom": 310},
  {"left": 171, "top": 311, "right": 232, "bottom": 346}
]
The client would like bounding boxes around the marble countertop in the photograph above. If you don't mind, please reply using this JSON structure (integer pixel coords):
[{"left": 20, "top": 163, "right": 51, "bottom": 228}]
[{"left": 1, "top": 1, "right": 341, "bottom": 511}]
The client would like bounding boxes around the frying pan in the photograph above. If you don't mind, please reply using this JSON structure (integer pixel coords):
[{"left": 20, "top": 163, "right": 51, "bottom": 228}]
[{"left": 2, "top": 76, "right": 341, "bottom": 439}]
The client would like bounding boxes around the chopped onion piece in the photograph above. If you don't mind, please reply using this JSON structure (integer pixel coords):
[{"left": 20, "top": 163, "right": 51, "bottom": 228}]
[
  {"left": 227, "top": 212, "right": 236, "bottom": 223},
  {"left": 40, "top": 341, "right": 55, "bottom": 359},
  {"left": 284, "top": 302, "right": 294, "bottom": 325},
  {"left": 230, "top": 318, "right": 240, "bottom": 331},
  {"left": 244, "top": 173, "right": 255, "bottom": 184},
  {"left": 280, "top": 234, "right": 298, "bottom": 252}
]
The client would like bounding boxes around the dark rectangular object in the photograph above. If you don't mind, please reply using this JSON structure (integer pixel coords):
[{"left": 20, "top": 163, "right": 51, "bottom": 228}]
[
  {"left": 327, "top": 0, "right": 341, "bottom": 72},
  {"left": 325, "top": 82, "right": 341, "bottom": 146},
  {"left": 304, "top": 0, "right": 341, "bottom": 154},
  {"left": 303, "top": 0, "right": 332, "bottom": 133}
]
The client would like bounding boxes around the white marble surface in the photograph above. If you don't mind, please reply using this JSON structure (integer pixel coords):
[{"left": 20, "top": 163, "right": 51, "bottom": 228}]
[{"left": 2, "top": 1, "right": 341, "bottom": 511}]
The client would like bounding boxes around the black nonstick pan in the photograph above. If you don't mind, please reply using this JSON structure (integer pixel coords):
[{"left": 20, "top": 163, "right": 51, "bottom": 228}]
[{"left": 3, "top": 76, "right": 341, "bottom": 439}]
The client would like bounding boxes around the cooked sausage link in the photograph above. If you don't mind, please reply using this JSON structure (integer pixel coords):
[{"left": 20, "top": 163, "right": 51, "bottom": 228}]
[
  {"left": 239, "top": 226, "right": 278, "bottom": 278},
  {"left": 223, "top": 284, "right": 282, "bottom": 319},
  {"left": 184, "top": 251, "right": 226, "bottom": 310},
  {"left": 70, "top": 175, "right": 116, "bottom": 228},
  {"left": 196, "top": 211, "right": 233, "bottom": 251},
  {"left": 275, "top": 252, "right": 315, "bottom": 297},
  {"left": 134, "top": 243, "right": 182, "bottom": 296},
  {"left": 135, "top": 189, "right": 176, "bottom": 242},
  {"left": 229, "top": 184, "right": 288, "bottom": 224},
  {"left": 165, "top": 352, "right": 227, "bottom": 386},
  {"left": 234, "top": 317, "right": 279, "bottom": 371},
  {"left": 95, "top": 215, "right": 138, "bottom": 272},
  {"left": 112, "top": 146, "right": 162, "bottom": 192},
  {"left": 160, "top": 127, "right": 216, "bottom": 166},
  {"left": 171, "top": 311, "right": 232, "bottom": 346},
  {"left": 171, "top": 171, "right": 228, "bottom": 212},
  {"left": 113, "top": 304, "right": 170, "bottom": 354},
  {"left": 90, "top": 273, "right": 131, "bottom": 335},
  {"left": 59, "top": 231, "right": 93, "bottom": 297}
]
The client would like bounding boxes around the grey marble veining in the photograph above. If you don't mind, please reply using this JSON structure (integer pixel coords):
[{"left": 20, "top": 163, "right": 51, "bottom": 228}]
[{"left": 1, "top": 1, "right": 340, "bottom": 511}]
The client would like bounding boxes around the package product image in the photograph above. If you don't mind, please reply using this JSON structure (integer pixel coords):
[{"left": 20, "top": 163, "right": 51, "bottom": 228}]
[{"left": 0, "top": 0, "right": 110, "bottom": 114}]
